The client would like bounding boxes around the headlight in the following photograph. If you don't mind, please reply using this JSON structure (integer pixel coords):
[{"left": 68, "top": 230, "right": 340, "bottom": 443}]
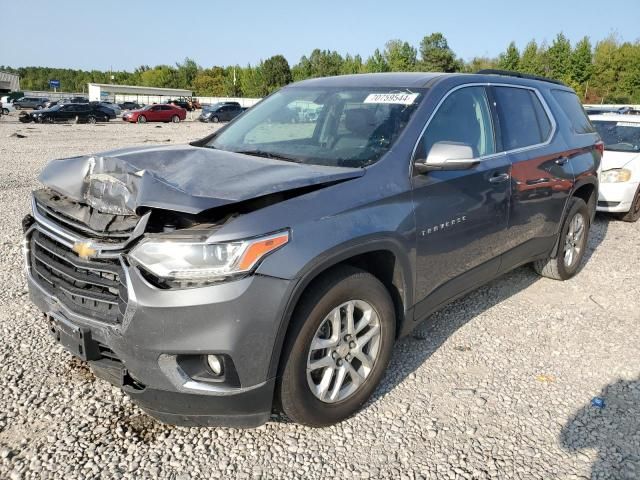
[
  {"left": 129, "top": 231, "right": 289, "bottom": 285},
  {"left": 601, "top": 168, "right": 632, "bottom": 183}
]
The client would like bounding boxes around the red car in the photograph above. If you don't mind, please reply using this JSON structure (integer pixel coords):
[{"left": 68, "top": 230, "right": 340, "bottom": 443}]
[{"left": 122, "top": 104, "right": 187, "bottom": 123}]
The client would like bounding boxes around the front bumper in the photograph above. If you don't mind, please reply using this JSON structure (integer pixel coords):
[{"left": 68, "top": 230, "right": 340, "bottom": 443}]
[
  {"left": 597, "top": 181, "right": 639, "bottom": 212},
  {"left": 25, "top": 221, "right": 294, "bottom": 427}
]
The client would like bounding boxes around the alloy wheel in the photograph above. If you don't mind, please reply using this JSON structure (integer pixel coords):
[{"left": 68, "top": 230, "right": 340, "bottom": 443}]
[
  {"left": 306, "top": 300, "right": 382, "bottom": 403},
  {"left": 564, "top": 212, "right": 585, "bottom": 268}
]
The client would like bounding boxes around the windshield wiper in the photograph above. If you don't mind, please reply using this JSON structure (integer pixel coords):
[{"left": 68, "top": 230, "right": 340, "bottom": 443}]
[{"left": 234, "top": 149, "right": 304, "bottom": 163}]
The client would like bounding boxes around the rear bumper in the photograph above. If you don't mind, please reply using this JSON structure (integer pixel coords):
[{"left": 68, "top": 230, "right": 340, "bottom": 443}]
[{"left": 597, "top": 181, "right": 639, "bottom": 212}]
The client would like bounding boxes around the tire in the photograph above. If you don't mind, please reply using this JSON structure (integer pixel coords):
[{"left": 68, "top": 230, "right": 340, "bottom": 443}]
[
  {"left": 74, "top": 115, "right": 81, "bottom": 124},
  {"left": 14, "top": 105, "right": 21, "bottom": 110},
  {"left": 278, "top": 266, "right": 396, "bottom": 427},
  {"left": 2, "top": 108, "right": 8, "bottom": 115},
  {"left": 87, "top": 116, "right": 96, "bottom": 124},
  {"left": 619, "top": 186, "right": 640, "bottom": 222},
  {"left": 211, "top": 115, "right": 219, "bottom": 123},
  {"left": 533, "top": 197, "right": 590, "bottom": 280},
  {"left": 137, "top": 115, "right": 147, "bottom": 124},
  {"left": 171, "top": 115, "right": 180, "bottom": 123}
]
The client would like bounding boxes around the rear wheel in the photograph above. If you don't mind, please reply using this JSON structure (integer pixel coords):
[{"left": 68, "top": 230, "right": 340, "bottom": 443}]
[
  {"left": 2, "top": 108, "right": 8, "bottom": 115},
  {"left": 171, "top": 115, "right": 180, "bottom": 123},
  {"left": 14, "top": 105, "right": 21, "bottom": 110},
  {"left": 137, "top": 115, "right": 147, "bottom": 124},
  {"left": 533, "top": 197, "right": 590, "bottom": 280},
  {"left": 278, "top": 266, "right": 396, "bottom": 426},
  {"left": 619, "top": 186, "right": 640, "bottom": 222}
]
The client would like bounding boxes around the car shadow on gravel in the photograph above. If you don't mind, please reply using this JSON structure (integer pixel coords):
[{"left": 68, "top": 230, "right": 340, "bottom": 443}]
[
  {"left": 561, "top": 377, "right": 640, "bottom": 479},
  {"left": 367, "top": 214, "right": 610, "bottom": 405}
]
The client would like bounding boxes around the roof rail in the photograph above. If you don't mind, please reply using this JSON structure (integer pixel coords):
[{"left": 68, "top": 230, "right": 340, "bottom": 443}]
[{"left": 476, "top": 69, "right": 566, "bottom": 86}]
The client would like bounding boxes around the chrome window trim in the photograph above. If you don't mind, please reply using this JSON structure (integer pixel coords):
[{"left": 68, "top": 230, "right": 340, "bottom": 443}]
[{"left": 410, "top": 82, "right": 558, "bottom": 174}]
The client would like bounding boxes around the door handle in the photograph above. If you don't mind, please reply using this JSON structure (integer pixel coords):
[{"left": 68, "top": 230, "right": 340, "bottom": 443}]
[
  {"left": 555, "top": 157, "right": 569, "bottom": 165},
  {"left": 489, "top": 173, "right": 510, "bottom": 183}
]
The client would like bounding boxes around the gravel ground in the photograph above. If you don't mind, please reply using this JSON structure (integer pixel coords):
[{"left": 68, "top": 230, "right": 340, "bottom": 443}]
[{"left": 0, "top": 113, "right": 638, "bottom": 480}]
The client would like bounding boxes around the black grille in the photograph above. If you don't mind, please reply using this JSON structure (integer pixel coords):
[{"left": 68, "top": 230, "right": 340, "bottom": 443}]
[{"left": 29, "top": 230, "right": 126, "bottom": 324}]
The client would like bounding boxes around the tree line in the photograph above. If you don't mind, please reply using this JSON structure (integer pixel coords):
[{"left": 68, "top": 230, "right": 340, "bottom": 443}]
[{"left": 2, "top": 32, "right": 638, "bottom": 103}]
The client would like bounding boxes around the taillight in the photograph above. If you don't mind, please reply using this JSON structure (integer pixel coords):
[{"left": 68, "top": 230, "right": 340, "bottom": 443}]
[{"left": 595, "top": 141, "right": 604, "bottom": 156}]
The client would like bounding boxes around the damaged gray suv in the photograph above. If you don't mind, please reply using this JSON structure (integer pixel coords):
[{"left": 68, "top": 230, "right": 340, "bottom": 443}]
[{"left": 24, "top": 72, "right": 601, "bottom": 427}]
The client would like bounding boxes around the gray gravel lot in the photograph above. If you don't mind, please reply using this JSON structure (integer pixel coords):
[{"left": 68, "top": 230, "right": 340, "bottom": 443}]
[{"left": 0, "top": 113, "right": 638, "bottom": 479}]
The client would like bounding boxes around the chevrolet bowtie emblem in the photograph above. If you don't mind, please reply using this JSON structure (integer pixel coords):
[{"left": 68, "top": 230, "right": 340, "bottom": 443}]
[{"left": 72, "top": 241, "right": 97, "bottom": 259}]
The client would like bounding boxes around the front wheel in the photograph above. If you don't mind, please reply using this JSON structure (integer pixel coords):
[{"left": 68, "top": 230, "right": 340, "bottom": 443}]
[
  {"left": 278, "top": 266, "right": 396, "bottom": 427},
  {"left": 533, "top": 197, "right": 590, "bottom": 280},
  {"left": 137, "top": 115, "right": 147, "bottom": 124},
  {"left": 2, "top": 108, "right": 8, "bottom": 115},
  {"left": 619, "top": 186, "right": 640, "bottom": 222},
  {"left": 87, "top": 115, "right": 96, "bottom": 124},
  {"left": 171, "top": 115, "right": 180, "bottom": 123},
  {"left": 211, "top": 115, "right": 219, "bottom": 123}
]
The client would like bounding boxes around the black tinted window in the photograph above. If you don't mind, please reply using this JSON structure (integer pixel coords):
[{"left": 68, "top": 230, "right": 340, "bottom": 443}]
[
  {"left": 493, "top": 87, "right": 553, "bottom": 150},
  {"left": 551, "top": 90, "right": 595, "bottom": 134}
]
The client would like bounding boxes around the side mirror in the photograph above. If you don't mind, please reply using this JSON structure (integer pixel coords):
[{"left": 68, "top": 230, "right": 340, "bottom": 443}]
[{"left": 414, "top": 141, "right": 479, "bottom": 174}]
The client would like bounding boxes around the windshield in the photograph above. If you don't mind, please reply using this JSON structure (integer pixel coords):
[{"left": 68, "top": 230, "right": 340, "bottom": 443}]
[
  {"left": 206, "top": 87, "right": 425, "bottom": 168},
  {"left": 593, "top": 120, "right": 640, "bottom": 152}
]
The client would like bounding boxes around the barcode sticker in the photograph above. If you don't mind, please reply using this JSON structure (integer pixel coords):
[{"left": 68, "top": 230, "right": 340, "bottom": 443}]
[{"left": 364, "top": 93, "right": 419, "bottom": 105}]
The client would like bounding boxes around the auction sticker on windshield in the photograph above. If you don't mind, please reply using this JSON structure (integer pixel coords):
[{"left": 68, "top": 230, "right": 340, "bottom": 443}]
[{"left": 364, "top": 93, "right": 419, "bottom": 105}]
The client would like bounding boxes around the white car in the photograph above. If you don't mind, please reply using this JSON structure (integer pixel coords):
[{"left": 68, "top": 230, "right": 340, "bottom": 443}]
[
  {"left": 590, "top": 114, "right": 640, "bottom": 222},
  {"left": 1, "top": 101, "right": 16, "bottom": 114}
]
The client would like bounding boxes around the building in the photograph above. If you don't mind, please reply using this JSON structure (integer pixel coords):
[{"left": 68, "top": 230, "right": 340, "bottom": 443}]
[
  {"left": 0, "top": 71, "right": 20, "bottom": 93},
  {"left": 88, "top": 83, "right": 193, "bottom": 104}
]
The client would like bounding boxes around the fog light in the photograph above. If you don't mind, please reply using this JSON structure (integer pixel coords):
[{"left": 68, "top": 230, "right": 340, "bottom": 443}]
[{"left": 206, "top": 354, "right": 223, "bottom": 376}]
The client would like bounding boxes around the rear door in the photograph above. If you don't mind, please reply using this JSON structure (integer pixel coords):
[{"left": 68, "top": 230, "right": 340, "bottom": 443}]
[
  {"left": 490, "top": 85, "right": 574, "bottom": 270},
  {"left": 412, "top": 85, "right": 512, "bottom": 318}
]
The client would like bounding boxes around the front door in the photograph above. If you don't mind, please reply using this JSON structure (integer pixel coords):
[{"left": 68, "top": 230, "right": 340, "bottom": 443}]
[{"left": 411, "top": 85, "right": 511, "bottom": 320}]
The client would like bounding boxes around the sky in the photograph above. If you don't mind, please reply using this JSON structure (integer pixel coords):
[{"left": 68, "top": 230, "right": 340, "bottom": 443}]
[{"left": 2, "top": 0, "right": 639, "bottom": 71}]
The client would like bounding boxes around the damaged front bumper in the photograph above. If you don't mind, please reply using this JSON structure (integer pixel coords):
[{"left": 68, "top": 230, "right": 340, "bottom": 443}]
[{"left": 24, "top": 206, "right": 294, "bottom": 428}]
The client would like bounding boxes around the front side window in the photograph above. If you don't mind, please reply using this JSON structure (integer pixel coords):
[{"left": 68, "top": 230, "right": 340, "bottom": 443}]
[
  {"left": 493, "top": 86, "right": 553, "bottom": 151},
  {"left": 419, "top": 86, "right": 495, "bottom": 159},
  {"left": 206, "top": 87, "right": 425, "bottom": 168}
]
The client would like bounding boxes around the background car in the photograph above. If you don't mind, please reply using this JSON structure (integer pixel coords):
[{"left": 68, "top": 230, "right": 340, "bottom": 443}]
[
  {"left": 167, "top": 99, "right": 194, "bottom": 111},
  {"left": 119, "top": 101, "right": 142, "bottom": 111},
  {"left": 122, "top": 104, "right": 186, "bottom": 123},
  {"left": 13, "top": 97, "right": 49, "bottom": 109},
  {"left": 1, "top": 101, "right": 15, "bottom": 115},
  {"left": 590, "top": 114, "right": 640, "bottom": 222},
  {"left": 198, "top": 103, "right": 244, "bottom": 123},
  {"left": 95, "top": 101, "right": 121, "bottom": 116},
  {"left": 27, "top": 103, "right": 113, "bottom": 124}
]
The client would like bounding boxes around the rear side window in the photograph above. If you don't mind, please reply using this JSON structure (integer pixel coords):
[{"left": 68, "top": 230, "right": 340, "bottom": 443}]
[
  {"left": 492, "top": 87, "right": 553, "bottom": 151},
  {"left": 551, "top": 90, "right": 595, "bottom": 134}
]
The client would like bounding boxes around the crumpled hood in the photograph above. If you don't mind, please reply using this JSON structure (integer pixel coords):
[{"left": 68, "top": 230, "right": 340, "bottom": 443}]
[{"left": 38, "top": 144, "right": 364, "bottom": 215}]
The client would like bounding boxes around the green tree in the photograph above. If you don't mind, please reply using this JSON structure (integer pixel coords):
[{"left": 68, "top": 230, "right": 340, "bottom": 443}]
[
  {"left": 262, "top": 55, "right": 292, "bottom": 92},
  {"left": 175, "top": 57, "right": 199, "bottom": 90},
  {"left": 193, "top": 67, "right": 225, "bottom": 96},
  {"left": 418, "top": 33, "right": 459, "bottom": 72},
  {"left": 384, "top": 39, "right": 417, "bottom": 71},
  {"left": 519, "top": 40, "right": 544, "bottom": 76},
  {"left": 364, "top": 49, "right": 389, "bottom": 73},
  {"left": 498, "top": 42, "right": 520, "bottom": 71},
  {"left": 341, "top": 54, "right": 364, "bottom": 75},
  {"left": 546, "top": 33, "right": 572, "bottom": 80}
]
